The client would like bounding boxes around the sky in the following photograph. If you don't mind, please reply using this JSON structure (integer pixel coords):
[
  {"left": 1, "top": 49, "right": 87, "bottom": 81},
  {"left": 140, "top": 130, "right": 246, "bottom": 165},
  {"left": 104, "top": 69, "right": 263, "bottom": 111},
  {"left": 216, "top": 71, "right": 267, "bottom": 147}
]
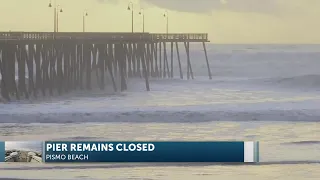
[{"left": 0, "top": 0, "right": 320, "bottom": 44}]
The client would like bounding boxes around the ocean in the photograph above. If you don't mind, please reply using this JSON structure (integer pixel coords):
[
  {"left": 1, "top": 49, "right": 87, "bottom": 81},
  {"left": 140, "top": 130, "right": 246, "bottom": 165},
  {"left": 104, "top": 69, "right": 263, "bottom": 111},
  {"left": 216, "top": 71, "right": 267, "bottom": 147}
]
[{"left": 0, "top": 44, "right": 319, "bottom": 180}]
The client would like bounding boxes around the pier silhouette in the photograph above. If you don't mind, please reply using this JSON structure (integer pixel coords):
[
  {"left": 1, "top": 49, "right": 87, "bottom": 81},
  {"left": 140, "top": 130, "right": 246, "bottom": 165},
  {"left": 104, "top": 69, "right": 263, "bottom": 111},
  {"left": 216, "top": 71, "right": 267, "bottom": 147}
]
[{"left": 0, "top": 32, "right": 212, "bottom": 101}]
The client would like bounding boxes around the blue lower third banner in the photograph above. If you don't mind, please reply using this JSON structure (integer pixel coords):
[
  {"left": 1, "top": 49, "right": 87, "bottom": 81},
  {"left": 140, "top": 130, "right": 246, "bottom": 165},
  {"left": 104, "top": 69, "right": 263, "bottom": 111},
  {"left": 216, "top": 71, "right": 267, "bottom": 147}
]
[{"left": 44, "top": 141, "right": 259, "bottom": 163}]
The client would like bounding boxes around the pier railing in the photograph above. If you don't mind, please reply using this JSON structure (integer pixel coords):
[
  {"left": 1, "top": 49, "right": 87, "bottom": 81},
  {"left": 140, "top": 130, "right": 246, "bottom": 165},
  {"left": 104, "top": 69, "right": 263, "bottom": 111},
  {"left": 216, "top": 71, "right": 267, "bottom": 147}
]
[
  {"left": 0, "top": 32, "right": 53, "bottom": 40},
  {"left": 0, "top": 32, "right": 208, "bottom": 42},
  {"left": 151, "top": 33, "right": 208, "bottom": 41},
  {"left": 0, "top": 32, "right": 150, "bottom": 41}
]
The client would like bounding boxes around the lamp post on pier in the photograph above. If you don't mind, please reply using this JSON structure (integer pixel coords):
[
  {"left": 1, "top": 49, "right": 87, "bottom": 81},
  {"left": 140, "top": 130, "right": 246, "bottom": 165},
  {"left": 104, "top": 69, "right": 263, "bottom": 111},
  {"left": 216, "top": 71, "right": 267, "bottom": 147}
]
[
  {"left": 139, "top": 8, "right": 144, "bottom": 33},
  {"left": 48, "top": 0, "right": 56, "bottom": 33},
  {"left": 48, "top": 0, "right": 63, "bottom": 32},
  {"left": 163, "top": 10, "right": 169, "bottom": 35},
  {"left": 83, "top": 11, "right": 88, "bottom": 32},
  {"left": 56, "top": 5, "right": 63, "bottom": 32},
  {"left": 127, "top": 2, "right": 134, "bottom": 33}
]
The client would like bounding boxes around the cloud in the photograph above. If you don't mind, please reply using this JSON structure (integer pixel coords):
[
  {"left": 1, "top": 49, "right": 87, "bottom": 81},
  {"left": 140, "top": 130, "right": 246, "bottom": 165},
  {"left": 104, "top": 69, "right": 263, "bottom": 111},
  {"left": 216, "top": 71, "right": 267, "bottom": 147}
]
[
  {"left": 94, "top": 0, "right": 281, "bottom": 14},
  {"left": 140, "top": 0, "right": 279, "bottom": 13},
  {"left": 96, "top": 0, "right": 119, "bottom": 4}
]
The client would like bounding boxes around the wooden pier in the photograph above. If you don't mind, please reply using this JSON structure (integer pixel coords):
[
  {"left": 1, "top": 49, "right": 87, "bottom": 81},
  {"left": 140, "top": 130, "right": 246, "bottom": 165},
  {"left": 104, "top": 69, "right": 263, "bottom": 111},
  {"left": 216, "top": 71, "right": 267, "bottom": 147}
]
[{"left": 0, "top": 32, "right": 212, "bottom": 101}]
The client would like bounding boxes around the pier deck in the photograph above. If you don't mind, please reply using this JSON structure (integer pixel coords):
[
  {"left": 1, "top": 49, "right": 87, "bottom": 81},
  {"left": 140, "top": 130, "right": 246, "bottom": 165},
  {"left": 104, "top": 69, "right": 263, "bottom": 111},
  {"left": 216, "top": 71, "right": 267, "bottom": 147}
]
[
  {"left": 0, "top": 32, "right": 209, "bottom": 42},
  {"left": 0, "top": 32, "right": 212, "bottom": 101}
]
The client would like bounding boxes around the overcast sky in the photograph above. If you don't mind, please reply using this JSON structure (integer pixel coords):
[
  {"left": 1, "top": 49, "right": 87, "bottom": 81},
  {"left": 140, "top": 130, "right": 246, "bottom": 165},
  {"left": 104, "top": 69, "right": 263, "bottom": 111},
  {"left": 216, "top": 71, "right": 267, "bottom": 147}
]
[{"left": 0, "top": 0, "right": 319, "bottom": 43}]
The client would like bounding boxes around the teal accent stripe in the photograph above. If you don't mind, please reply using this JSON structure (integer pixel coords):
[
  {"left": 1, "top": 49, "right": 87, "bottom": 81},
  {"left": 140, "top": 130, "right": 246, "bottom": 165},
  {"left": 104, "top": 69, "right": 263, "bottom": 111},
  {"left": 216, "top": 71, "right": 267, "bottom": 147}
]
[
  {"left": 0, "top": 142, "right": 4, "bottom": 162},
  {"left": 254, "top": 142, "right": 259, "bottom": 162}
]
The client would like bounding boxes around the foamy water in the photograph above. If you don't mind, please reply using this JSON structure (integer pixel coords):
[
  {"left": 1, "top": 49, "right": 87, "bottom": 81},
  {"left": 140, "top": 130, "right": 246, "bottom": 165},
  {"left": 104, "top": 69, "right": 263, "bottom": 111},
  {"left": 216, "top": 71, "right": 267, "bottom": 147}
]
[{"left": 0, "top": 44, "right": 320, "bottom": 180}]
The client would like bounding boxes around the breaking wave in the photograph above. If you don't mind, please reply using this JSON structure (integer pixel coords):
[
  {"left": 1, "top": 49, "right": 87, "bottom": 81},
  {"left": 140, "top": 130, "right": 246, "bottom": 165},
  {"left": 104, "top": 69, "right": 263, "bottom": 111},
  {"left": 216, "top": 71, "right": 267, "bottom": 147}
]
[{"left": 259, "top": 74, "right": 320, "bottom": 90}]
